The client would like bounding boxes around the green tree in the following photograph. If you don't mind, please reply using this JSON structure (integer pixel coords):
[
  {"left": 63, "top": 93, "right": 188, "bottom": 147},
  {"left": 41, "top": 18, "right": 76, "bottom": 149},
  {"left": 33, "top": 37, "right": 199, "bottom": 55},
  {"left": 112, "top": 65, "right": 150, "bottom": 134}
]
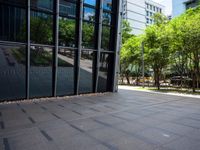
[
  {"left": 122, "top": 20, "right": 133, "bottom": 44},
  {"left": 144, "top": 13, "right": 171, "bottom": 90},
  {"left": 120, "top": 36, "right": 144, "bottom": 84}
]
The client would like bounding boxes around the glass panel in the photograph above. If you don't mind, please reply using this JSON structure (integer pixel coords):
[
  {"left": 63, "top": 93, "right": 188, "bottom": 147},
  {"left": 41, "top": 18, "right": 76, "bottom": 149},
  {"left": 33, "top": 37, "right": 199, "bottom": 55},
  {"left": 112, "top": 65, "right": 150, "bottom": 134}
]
[
  {"left": 59, "top": 17, "right": 76, "bottom": 47},
  {"left": 79, "top": 51, "right": 95, "bottom": 94},
  {"left": 103, "top": 0, "right": 112, "bottom": 11},
  {"left": 30, "top": 46, "right": 53, "bottom": 98},
  {"left": 102, "top": 12, "right": 111, "bottom": 25},
  {"left": 101, "top": 26, "right": 111, "bottom": 51},
  {"left": 0, "top": 45, "right": 26, "bottom": 101},
  {"left": 0, "top": 0, "right": 26, "bottom": 6},
  {"left": 83, "top": 7, "right": 96, "bottom": 22},
  {"left": 30, "top": 11, "right": 53, "bottom": 45},
  {"left": 84, "top": 0, "right": 96, "bottom": 6},
  {"left": 31, "top": 0, "right": 54, "bottom": 12},
  {"left": 57, "top": 49, "right": 74, "bottom": 96},
  {"left": 0, "top": 4, "right": 26, "bottom": 42},
  {"left": 59, "top": 1, "right": 76, "bottom": 17},
  {"left": 82, "top": 22, "right": 95, "bottom": 49},
  {"left": 97, "top": 53, "right": 112, "bottom": 92}
]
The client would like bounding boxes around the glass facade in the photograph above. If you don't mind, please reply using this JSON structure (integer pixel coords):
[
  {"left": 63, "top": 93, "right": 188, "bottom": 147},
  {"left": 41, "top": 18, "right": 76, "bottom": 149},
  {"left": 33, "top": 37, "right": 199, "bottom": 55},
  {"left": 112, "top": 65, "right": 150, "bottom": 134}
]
[{"left": 0, "top": 0, "right": 120, "bottom": 101}]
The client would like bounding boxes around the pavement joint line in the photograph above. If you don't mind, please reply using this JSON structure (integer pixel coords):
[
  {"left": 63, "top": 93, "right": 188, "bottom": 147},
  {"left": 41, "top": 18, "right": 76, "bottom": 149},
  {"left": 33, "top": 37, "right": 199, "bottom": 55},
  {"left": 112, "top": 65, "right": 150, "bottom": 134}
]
[
  {"left": 93, "top": 119, "right": 111, "bottom": 127},
  {"left": 71, "top": 110, "right": 82, "bottom": 115},
  {"left": 68, "top": 123, "right": 85, "bottom": 133},
  {"left": 21, "top": 108, "right": 26, "bottom": 114},
  {"left": 111, "top": 114, "right": 132, "bottom": 122},
  {"left": 57, "top": 104, "right": 65, "bottom": 108},
  {"left": 41, "top": 106, "right": 47, "bottom": 110},
  {"left": 40, "top": 130, "right": 53, "bottom": 141},
  {"left": 104, "top": 105, "right": 117, "bottom": 110},
  {"left": 0, "top": 121, "right": 5, "bottom": 129},
  {"left": 89, "top": 108, "right": 101, "bottom": 112},
  {"left": 51, "top": 113, "right": 61, "bottom": 119},
  {"left": 28, "top": 117, "right": 35, "bottom": 124},
  {"left": 3, "top": 138, "right": 10, "bottom": 150}
]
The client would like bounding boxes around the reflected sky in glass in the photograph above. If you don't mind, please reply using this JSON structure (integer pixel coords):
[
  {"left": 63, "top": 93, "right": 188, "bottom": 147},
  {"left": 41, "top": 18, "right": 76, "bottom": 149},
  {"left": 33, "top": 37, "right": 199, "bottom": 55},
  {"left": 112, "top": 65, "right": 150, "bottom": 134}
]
[{"left": 84, "top": 0, "right": 96, "bottom": 6}]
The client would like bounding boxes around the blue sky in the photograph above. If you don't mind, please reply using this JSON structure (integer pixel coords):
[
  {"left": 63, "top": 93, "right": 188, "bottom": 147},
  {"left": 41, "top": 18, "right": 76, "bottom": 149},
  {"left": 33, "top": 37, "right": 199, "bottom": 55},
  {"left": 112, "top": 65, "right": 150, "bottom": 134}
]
[{"left": 153, "top": 0, "right": 172, "bottom": 15}]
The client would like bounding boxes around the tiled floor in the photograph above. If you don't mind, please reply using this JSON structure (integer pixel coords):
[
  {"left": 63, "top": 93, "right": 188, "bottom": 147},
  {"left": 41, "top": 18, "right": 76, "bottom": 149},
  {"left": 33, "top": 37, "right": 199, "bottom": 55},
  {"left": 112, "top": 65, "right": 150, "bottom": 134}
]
[{"left": 0, "top": 89, "right": 200, "bottom": 150}]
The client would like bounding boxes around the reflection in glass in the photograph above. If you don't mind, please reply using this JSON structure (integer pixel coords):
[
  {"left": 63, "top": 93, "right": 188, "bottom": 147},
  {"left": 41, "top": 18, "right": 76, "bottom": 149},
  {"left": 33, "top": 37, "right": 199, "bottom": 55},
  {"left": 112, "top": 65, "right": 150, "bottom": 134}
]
[
  {"left": 0, "top": 4, "right": 26, "bottom": 42},
  {"left": 31, "top": 0, "right": 54, "bottom": 12},
  {"left": 82, "top": 22, "right": 95, "bottom": 49},
  {"left": 79, "top": 51, "right": 95, "bottom": 94},
  {"left": 101, "top": 26, "right": 111, "bottom": 51},
  {"left": 30, "top": 46, "right": 53, "bottom": 98},
  {"left": 103, "top": 0, "right": 112, "bottom": 11},
  {"left": 59, "top": 1, "right": 76, "bottom": 17},
  {"left": 83, "top": 7, "right": 96, "bottom": 22},
  {"left": 84, "top": 0, "right": 96, "bottom": 6},
  {"left": 0, "top": 0, "right": 26, "bottom": 6},
  {"left": 102, "top": 12, "right": 111, "bottom": 25},
  {"left": 30, "top": 11, "right": 53, "bottom": 45},
  {"left": 0, "top": 45, "right": 26, "bottom": 101},
  {"left": 97, "top": 53, "right": 112, "bottom": 92},
  {"left": 59, "top": 17, "right": 76, "bottom": 47},
  {"left": 57, "top": 49, "right": 74, "bottom": 96}
]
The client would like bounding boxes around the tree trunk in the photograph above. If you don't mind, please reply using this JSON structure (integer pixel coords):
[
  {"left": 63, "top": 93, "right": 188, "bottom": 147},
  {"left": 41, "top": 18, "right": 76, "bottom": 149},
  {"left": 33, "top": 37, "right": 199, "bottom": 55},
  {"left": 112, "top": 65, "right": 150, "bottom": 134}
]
[
  {"left": 192, "top": 71, "right": 196, "bottom": 93},
  {"left": 125, "top": 74, "right": 130, "bottom": 85}
]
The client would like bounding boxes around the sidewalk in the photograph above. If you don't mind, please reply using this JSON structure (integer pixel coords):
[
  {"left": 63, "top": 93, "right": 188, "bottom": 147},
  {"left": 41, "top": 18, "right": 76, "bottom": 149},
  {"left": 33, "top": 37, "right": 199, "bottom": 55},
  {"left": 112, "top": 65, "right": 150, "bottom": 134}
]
[{"left": 119, "top": 85, "right": 200, "bottom": 99}]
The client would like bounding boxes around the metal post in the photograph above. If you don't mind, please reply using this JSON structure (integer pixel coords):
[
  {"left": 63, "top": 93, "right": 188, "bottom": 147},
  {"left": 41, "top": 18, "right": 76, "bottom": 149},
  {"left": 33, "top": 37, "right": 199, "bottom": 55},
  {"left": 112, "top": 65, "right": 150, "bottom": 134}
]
[
  {"left": 141, "top": 41, "right": 145, "bottom": 88},
  {"left": 112, "top": 0, "right": 122, "bottom": 92},
  {"left": 94, "top": 0, "right": 103, "bottom": 92},
  {"left": 75, "top": 0, "right": 83, "bottom": 95},
  {"left": 53, "top": 0, "right": 59, "bottom": 97},
  {"left": 26, "top": 0, "right": 30, "bottom": 99}
]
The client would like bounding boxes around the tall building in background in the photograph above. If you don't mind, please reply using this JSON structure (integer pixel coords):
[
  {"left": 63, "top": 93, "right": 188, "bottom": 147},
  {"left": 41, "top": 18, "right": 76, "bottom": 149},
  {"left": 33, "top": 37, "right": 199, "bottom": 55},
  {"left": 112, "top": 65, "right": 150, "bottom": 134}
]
[
  {"left": 123, "top": 0, "right": 165, "bottom": 35},
  {"left": 172, "top": 0, "right": 199, "bottom": 17}
]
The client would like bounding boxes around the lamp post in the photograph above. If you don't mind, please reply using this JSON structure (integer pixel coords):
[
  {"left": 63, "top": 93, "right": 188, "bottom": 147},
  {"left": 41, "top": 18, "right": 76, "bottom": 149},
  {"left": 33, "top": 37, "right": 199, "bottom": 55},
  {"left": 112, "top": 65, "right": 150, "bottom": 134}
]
[{"left": 141, "top": 41, "right": 145, "bottom": 88}]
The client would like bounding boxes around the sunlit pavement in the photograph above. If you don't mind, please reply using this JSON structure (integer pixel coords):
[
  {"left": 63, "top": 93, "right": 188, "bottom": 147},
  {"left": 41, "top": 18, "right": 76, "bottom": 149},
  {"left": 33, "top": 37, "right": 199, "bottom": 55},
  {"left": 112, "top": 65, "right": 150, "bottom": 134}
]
[{"left": 0, "top": 88, "right": 200, "bottom": 150}]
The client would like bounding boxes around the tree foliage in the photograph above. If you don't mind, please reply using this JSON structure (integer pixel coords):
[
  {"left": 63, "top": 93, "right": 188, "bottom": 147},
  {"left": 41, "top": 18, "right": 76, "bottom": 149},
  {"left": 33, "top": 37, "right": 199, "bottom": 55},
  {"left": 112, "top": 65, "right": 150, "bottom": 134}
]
[{"left": 121, "top": 7, "right": 200, "bottom": 91}]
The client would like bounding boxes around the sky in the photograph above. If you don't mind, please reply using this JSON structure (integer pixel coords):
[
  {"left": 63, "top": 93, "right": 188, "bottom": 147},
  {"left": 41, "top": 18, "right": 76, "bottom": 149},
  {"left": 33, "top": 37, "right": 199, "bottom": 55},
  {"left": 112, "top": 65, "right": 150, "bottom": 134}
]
[{"left": 152, "top": 0, "right": 172, "bottom": 15}]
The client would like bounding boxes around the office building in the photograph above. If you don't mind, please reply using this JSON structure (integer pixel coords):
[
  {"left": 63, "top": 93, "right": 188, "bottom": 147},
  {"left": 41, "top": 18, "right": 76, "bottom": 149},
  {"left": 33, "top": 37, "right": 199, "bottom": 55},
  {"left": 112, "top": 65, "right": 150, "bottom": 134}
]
[
  {"left": 0, "top": 0, "right": 121, "bottom": 101},
  {"left": 172, "top": 0, "right": 199, "bottom": 17},
  {"left": 123, "top": 0, "right": 165, "bottom": 35}
]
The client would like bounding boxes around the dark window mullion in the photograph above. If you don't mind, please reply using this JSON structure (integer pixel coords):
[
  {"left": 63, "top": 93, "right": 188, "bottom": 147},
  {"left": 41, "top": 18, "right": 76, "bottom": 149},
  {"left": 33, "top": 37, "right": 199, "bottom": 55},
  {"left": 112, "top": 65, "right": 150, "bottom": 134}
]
[
  {"left": 94, "top": 0, "right": 103, "bottom": 92},
  {"left": 75, "top": 0, "right": 83, "bottom": 94},
  {"left": 26, "top": 0, "right": 30, "bottom": 99},
  {"left": 53, "top": 0, "right": 59, "bottom": 96}
]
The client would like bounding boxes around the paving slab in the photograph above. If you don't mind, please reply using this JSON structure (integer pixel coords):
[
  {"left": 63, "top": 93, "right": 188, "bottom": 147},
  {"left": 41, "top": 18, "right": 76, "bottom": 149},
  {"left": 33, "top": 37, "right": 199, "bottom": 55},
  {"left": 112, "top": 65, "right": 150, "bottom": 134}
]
[{"left": 0, "top": 89, "right": 200, "bottom": 150}]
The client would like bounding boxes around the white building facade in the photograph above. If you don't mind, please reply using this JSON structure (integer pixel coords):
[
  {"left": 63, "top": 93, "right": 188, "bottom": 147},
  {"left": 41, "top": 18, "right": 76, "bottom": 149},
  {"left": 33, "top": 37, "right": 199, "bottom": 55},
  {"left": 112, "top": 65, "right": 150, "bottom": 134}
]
[
  {"left": 172, "top": 0, "right": 199, "bottom": 18},
  {"left": 123, "top": 0, "right": 165, "bottom": 35}
]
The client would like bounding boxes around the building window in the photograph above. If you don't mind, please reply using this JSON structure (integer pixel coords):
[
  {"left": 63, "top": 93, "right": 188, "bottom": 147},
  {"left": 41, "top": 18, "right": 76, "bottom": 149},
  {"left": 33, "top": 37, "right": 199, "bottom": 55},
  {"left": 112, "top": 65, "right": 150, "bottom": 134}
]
[
  {"left": 0, "top": 45, "right": 26, "bottom": 100},
  {"left": 0, "top": 4, "right": 26, "bottom": 42},
  {"left": 57, "top": 49, "right": 75, "bottom": 96},
  {"left": 0, "top": 0, "right": 118, "bottom": 101},
  {"left": 146, "top": 18, "right": 149, "bottom": 24},
  {"left": 146, "top": 11, "right": 149, "bottom": 16},
  {"left": 97, "top": 53, "right": 113, "bottom": 92},
  {"left": 30, "top": 46, "right": 53, "bottom": 98},
  {"left": 79, "top": 51, "right": 96, "bottom": 94}
]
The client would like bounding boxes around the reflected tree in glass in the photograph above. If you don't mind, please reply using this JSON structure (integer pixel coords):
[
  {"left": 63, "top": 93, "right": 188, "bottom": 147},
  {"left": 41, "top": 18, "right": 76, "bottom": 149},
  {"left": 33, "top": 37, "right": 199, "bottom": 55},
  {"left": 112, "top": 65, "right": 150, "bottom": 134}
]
[
  {"left": 59, "top": 18, "right": 76, "bottom": 47},
  {"left": 82, "top": 22, "right": 95, "bottom": 49},
  {"left": 101, "top": 26, "right": 111, "bottom": 50},
  {"left": 30, "top": 12, "right": 53, "bottom": 45}
]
